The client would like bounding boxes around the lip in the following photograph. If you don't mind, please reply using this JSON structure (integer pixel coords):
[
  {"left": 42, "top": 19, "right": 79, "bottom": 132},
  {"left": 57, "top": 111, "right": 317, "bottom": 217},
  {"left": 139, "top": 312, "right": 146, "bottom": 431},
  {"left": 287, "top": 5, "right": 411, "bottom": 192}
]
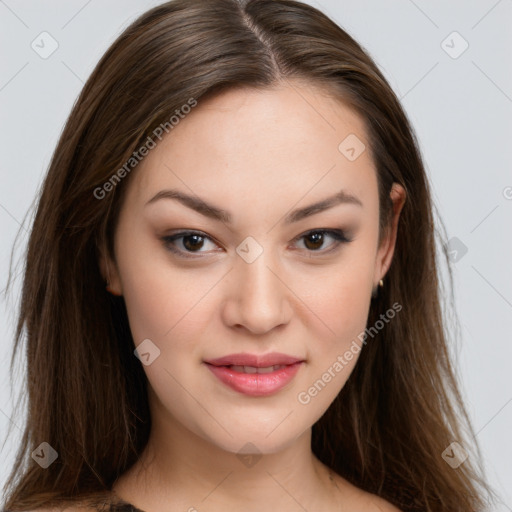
[
  {"left": 205, "top": 352, "right": 303, "bottom": 367},
  {"left": 204, "top": 352, "right": 305, "bottom": 397}
]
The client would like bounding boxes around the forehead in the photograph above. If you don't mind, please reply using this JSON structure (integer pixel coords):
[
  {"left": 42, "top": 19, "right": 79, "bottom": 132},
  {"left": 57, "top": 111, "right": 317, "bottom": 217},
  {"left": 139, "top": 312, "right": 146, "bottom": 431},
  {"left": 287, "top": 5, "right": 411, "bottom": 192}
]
[{"left": 125, "top": 82, "right": 377, "bottom": 213}]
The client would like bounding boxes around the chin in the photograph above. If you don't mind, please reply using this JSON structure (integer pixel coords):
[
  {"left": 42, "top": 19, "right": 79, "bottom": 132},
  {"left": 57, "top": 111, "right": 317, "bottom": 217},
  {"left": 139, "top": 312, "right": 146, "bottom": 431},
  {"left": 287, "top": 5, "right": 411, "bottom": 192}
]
[{"left": 190, "top": 412, "right": 310, "bottom": 457}]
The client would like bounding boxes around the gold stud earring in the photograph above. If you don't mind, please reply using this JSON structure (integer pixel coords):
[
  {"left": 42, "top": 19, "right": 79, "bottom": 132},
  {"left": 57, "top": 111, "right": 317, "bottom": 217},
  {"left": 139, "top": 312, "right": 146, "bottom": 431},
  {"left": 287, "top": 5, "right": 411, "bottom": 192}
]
[{"left": 372, "top": 278, "right": 384, "bottom": 299}]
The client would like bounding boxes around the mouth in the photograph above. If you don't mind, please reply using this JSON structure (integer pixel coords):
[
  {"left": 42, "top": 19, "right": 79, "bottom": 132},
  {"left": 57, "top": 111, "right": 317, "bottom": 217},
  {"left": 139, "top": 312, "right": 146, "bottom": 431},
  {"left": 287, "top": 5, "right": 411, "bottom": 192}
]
[
  {"left": 203, "top": 352, "right": 305, "bottom": 397},
  {"left": 219, "top": 364, "right": 289, "bottom": 374}
]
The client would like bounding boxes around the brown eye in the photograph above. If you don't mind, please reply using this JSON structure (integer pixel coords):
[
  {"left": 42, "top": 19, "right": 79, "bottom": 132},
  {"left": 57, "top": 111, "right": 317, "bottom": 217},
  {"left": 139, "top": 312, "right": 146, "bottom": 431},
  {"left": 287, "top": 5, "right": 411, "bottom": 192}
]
[
  {"left": 303, "top": 232, "right": 325, "bottom": 250},
  {"left": 182, "top": 234, "right": 205, "bottom": 251},
  {"left": 295, "top": 229, "right": 352, "bottom": 253},
  {"left": 161, "top": 231, "right": 219, "bottom": 258},
  {"left": 161, "top": 228, "right": 352, "bottom": 260}
]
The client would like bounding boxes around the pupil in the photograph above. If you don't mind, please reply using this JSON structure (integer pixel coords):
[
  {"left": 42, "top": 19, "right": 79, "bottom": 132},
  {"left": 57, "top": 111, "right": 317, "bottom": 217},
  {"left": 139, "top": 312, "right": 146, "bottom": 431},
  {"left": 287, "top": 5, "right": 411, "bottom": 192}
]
[
  {"left": 183, "top": 235, "right": 204, "bottom": 251},
  {"left": 305, "top": 232, "right": 323, "bottom": 250}
]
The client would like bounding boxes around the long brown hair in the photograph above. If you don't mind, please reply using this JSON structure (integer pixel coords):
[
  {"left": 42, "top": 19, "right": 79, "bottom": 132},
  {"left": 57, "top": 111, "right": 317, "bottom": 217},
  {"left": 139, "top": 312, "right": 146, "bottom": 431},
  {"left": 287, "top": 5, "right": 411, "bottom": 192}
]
[{"left": 3, "top": 0, "right": 496, "bottom": 510}]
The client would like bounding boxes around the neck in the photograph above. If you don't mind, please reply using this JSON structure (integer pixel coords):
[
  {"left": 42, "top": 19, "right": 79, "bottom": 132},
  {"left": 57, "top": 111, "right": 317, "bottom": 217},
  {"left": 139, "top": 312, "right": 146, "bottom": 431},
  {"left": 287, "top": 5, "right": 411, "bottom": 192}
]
[{"left": 111, "top": 394, "right": 343, "bottom": 511}]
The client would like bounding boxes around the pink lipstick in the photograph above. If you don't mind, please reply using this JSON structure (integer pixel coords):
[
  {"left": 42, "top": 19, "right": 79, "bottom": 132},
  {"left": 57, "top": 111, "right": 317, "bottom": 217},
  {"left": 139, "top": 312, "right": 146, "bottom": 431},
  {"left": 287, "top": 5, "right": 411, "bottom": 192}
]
[{"left": 204, "top": 352, "right": 304, "bottom": 397}]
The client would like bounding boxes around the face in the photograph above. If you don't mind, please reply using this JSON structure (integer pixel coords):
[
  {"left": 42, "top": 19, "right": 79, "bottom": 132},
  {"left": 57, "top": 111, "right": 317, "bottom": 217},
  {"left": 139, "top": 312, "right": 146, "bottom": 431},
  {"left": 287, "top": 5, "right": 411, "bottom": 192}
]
[{"left": 103, "top": 82, "right": 405, "bottom": 455}]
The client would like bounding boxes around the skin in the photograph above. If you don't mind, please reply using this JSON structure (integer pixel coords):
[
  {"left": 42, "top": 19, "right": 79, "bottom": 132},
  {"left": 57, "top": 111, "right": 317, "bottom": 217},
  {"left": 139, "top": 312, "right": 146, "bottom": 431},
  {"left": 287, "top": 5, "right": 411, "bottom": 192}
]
[{"left": 102, "top": 81, "right": 406, "bottom": 512}]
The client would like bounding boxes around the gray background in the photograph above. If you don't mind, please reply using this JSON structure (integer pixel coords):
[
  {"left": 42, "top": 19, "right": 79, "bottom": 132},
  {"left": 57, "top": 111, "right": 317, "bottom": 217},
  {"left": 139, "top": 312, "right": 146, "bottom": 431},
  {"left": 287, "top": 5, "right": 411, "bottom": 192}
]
[{"left": 1, "top": 0, "right": 511, "bottom": 508}]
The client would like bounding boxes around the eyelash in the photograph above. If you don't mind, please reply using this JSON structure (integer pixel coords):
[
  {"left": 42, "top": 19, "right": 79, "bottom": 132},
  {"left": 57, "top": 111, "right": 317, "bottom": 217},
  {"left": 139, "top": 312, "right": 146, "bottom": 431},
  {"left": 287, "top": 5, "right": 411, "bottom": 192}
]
[{"left": 160, "top": 229, "right": 353, "bottom": 259}]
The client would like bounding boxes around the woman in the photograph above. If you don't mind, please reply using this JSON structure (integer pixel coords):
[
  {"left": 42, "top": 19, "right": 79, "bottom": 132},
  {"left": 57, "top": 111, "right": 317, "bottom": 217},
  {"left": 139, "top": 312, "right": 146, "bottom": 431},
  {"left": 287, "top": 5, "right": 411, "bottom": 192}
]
[{"left": 2, "top": 0, "right": 495, "bottom": 510}]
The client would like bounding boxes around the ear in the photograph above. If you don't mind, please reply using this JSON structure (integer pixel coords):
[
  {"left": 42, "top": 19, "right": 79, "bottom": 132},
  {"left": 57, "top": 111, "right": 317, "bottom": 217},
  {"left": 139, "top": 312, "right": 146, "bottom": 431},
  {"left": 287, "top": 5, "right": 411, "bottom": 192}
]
[
  {"left": 373, "top": 182, "right": 407, "bottom": 287},
  {"left": 98, "top": 243, "right": 123, "bottom": 296}
]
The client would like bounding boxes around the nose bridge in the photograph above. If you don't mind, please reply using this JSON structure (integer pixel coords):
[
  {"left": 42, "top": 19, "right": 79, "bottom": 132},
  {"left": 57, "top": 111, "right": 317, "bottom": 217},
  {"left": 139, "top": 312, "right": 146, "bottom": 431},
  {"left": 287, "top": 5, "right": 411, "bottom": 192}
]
[{"left": 225, "top": 239, "right": 290, "bottom": 333}]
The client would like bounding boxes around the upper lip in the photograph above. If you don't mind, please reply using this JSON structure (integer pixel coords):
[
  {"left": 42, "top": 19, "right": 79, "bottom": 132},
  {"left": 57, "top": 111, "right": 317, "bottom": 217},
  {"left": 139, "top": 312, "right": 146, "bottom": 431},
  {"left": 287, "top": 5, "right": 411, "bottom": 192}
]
[{"left": 204, "top": 352, "right": 304, "bottom": 367}]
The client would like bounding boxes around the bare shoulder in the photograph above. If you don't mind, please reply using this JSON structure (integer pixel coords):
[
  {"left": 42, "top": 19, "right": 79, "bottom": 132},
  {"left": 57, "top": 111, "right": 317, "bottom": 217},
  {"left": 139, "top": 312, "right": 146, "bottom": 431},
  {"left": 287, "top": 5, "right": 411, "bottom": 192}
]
[
  {"left": 368, "top": 494, "right": 403, "bottom": 512},
  {"left": 343, "top": 488, "right": 402, "bottom": 512},
  {"left": 329, "top": 470, "right": 403, "bottom": 512},
  {"left": 352, "top": 487, "right": 403, "bottom": 512}
]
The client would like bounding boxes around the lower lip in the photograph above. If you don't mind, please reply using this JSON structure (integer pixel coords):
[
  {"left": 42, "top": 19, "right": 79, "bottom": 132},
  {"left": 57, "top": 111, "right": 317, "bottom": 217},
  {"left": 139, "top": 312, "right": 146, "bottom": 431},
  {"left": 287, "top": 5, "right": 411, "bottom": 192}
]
[{"left": 205, "top": 362, "right": 303, "bottom": 397}]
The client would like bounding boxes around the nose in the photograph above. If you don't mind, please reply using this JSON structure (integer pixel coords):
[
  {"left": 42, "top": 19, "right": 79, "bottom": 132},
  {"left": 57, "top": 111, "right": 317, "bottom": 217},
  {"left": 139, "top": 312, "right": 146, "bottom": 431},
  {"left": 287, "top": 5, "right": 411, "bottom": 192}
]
[{"left": 221, "top": 250, "right": 292, "bottom": 335}]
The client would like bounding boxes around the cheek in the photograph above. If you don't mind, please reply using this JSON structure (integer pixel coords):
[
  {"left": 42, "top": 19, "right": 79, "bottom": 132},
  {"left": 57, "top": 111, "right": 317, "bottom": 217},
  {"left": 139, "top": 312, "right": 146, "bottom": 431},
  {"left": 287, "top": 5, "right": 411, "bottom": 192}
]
[
  {"left": 293, "top": 274, "right": 370, "bottom": 416},
  {"left": 118, "top": 263, "right": 175, "bottom": 344},
  {"left": 117, "top": 248, "right": 216, "bottom": 405},
  {"left": 115, "top": 234, "right": 214, "bottom": 344},
  {"left": 291, "top": 249, "right": 375, "bottom": 395},
  {"left": 293, "top": 253, "right": 375, "bottom": 340}
]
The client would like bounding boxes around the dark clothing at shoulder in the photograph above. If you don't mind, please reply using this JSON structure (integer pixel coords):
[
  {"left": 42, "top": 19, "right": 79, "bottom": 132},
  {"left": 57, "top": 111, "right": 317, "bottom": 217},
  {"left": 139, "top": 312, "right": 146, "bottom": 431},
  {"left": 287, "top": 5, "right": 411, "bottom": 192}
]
[{"left": 108, "top": 501, "right": 146, "bottom": 512}]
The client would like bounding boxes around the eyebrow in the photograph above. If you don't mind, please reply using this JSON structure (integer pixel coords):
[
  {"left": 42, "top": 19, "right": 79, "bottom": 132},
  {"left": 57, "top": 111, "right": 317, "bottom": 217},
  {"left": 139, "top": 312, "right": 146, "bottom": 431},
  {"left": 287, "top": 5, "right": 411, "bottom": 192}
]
[{"left": 145, "top": 188, "right": 363, "bottom": 224}]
